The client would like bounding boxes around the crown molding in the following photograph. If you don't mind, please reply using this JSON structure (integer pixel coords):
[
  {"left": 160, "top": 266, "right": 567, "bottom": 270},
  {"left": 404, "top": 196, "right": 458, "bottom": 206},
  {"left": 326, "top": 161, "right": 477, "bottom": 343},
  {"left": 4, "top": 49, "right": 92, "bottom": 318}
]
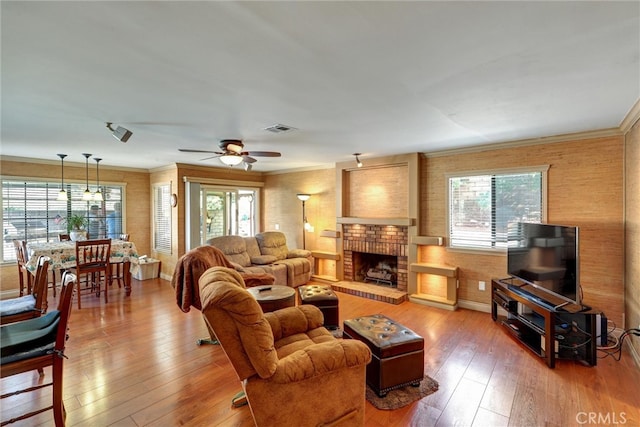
[
  {"left": 0, "top": 155, "right": 149, "bottom": 173},
  {"left": 424, "top": 128, "right": 622, "bottom": 158},
  {"left": 620, "top": 98, "right": 640, "bottom": 134}
]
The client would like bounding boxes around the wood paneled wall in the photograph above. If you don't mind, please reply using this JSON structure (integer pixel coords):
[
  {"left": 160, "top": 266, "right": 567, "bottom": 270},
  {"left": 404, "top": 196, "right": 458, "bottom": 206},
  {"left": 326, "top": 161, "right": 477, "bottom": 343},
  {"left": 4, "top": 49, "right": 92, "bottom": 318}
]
[
  {"left": 344, "top": 164, "right": 408, "bottom": 218},
  {"left": 421, "top": 136, "right": 625, "bottom": 325},
  {"left": 263, "top": 168, "right": 336, "bottom": 253},
  {"left": 0, "top": 157, "right": 150, "bottom": 292},
  {"left": 625, "top": 120, "right": 640, "bottom": 356}
]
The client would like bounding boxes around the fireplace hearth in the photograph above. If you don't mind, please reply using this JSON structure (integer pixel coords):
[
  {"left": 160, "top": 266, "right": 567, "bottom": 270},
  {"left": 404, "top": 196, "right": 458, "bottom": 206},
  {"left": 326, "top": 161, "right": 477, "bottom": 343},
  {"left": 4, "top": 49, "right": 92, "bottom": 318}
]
[{"left": 342, "top": 224, "right": 408, "bottom": 291}]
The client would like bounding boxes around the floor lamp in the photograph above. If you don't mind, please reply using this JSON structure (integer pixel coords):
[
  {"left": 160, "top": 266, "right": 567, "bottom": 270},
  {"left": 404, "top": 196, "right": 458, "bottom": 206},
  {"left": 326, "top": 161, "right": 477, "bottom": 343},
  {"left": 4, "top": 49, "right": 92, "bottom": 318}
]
[{"left": 297, "top": 193, "right": 310, "bottom": 249}]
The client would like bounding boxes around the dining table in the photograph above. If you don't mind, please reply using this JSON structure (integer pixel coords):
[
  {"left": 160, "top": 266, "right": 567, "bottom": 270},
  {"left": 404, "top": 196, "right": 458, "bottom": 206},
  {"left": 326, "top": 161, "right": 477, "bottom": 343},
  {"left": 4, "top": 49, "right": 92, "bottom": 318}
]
[{"left": 25, "top": 239, "right": 140, "bottom": 296}]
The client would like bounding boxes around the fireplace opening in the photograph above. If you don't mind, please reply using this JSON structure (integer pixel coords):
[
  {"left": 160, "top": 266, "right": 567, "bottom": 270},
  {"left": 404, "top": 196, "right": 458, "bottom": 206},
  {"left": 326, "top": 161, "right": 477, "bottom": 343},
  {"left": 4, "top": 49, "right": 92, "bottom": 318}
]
[{"left": 353, "top": 252, "right": 398, "bottom": 287}]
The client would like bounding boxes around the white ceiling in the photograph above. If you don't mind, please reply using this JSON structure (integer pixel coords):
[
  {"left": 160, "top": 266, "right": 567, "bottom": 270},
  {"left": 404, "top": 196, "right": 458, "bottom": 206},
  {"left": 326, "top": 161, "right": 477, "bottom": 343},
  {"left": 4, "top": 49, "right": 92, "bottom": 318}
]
[{"left": 1, "top": 1, "right": 639, "bottom": 172}]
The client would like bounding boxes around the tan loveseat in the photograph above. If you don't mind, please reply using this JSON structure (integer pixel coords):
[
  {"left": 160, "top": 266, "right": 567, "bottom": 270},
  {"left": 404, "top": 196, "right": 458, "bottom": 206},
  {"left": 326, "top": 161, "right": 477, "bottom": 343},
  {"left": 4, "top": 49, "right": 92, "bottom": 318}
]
[{"left": 207, "top": 231, "right": 312, "bottom": 288}]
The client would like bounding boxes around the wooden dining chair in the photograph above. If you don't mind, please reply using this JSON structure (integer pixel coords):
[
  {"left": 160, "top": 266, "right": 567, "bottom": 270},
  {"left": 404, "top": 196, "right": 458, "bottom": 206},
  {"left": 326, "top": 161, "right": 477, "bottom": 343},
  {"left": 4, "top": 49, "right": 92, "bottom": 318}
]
[
  {"left": 110, "top": 234, "right": 130, "bottom": 288},
  {"left": 12, "top": 240, "right": 32, "bottom": 297},
  {"left": 58, "top": 234, "right": 71, "bottom": 241},
  {"left": 1, "top": 256, "right": 50, "bottom": 325},
  {"left": 0, "top": 271, "right": 76, "bottom": 426},
  {"left": 69, "top": 239, "right": 111, "bottom": 309}
]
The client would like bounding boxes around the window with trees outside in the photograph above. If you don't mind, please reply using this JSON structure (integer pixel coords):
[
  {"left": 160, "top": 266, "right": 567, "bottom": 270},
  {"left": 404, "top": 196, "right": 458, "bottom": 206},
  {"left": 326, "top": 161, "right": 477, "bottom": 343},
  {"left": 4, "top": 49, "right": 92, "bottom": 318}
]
[
  {"left": 448, "top": 166, "right": 548, "bottom": 250},
  {"left": 2, "top": 179, "right": 124, "bottom": 263}
]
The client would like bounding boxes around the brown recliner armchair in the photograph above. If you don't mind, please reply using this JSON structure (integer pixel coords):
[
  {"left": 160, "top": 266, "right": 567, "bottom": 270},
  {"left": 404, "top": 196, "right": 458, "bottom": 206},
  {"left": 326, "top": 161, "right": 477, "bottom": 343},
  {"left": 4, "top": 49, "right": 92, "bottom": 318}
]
[{"left": 199, "top": 267, "right": 372, "bottom": 427}]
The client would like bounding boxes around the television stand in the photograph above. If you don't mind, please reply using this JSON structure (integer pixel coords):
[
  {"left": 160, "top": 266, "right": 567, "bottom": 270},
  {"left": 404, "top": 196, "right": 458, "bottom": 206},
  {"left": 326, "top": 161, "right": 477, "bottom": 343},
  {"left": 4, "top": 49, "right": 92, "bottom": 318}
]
[{"left": 491, "top": 278, "right": 598, "bottom": 368}]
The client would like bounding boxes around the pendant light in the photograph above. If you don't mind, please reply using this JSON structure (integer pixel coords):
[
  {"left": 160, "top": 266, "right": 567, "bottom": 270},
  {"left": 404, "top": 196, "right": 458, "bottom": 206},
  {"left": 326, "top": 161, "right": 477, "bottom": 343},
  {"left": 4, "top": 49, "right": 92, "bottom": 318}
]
[
  {"left": 94, "top": 157, "right": 103, "bottom": 201},
  {"left": 82, "top": 153, "right": 93, "bottom": 201},
  {"left": 56, "top": 154, "right": 68, "bottom": 201}
]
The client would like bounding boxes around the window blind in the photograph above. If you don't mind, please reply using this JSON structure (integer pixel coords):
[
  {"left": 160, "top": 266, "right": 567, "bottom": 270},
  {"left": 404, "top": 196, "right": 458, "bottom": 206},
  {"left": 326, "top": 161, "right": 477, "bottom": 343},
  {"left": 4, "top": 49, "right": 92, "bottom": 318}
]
[
  {"left": 153, "top": 184, "right": 172, "bottom": 253},
  {"left": 2, "top": 179, "right": 124, "bottom": 262},
  {"left": 449, "top": 170, "right": 544, "bottom": 250}
]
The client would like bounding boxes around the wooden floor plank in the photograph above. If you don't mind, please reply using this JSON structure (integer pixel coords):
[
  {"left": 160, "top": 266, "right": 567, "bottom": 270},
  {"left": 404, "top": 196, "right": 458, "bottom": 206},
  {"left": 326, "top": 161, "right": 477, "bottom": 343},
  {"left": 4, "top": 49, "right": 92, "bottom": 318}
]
[{"left": 1, "top": 277, "right": 639, "bottom": 427}]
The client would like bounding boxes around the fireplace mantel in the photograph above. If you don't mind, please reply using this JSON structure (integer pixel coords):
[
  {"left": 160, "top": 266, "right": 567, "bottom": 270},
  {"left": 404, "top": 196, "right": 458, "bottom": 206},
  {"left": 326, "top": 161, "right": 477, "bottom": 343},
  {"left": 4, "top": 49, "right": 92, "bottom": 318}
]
[{"left": 337, "top": 217, "right": 415, "bottom": 226}]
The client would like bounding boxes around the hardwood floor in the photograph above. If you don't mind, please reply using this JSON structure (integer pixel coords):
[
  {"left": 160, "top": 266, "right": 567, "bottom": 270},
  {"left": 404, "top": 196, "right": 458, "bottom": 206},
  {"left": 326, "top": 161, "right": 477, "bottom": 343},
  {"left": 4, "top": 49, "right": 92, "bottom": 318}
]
[{"left": 2, "top": 277, "right": 639, "bottom": 427}]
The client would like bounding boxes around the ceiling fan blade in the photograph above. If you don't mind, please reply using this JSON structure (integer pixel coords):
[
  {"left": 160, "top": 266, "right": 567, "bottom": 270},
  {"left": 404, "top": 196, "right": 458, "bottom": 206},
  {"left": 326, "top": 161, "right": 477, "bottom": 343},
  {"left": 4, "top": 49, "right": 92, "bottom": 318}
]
[
  {"left": 246, "top": 151, "right": 281, "bottom": 157},
  {"left": 200, "top": 155, "right": 222, "bottom": 161},
  {"left": 179, "top": 148, "right": 220, "bottom": 154},
  {"left": 243, "top": 156, "right": 257, "bottom": 163}
]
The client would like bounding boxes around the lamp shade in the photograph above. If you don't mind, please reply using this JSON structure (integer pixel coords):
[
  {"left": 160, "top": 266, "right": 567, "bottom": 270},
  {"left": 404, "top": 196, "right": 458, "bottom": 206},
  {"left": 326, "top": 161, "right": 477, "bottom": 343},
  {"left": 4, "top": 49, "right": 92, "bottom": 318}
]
[
  {"left": 219, "top": 154, "right": 243, "bottom": 166},
  {"left": 297, "top": 193, "right": 310, "bottom": 201}
]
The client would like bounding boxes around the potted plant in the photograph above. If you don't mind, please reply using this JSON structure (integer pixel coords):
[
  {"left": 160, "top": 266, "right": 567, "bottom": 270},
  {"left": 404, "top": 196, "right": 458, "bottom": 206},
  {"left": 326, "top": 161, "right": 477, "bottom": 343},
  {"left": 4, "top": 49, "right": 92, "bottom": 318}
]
[{"left": 66, "top": 214, "right": 88, "bottom": 241}]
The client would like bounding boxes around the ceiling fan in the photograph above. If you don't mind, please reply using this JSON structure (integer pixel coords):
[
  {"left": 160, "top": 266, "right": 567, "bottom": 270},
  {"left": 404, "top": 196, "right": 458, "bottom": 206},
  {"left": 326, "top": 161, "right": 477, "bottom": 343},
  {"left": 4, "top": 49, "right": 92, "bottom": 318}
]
[{"left": 179, "top": 139, "right": 281, "bottom": 169}]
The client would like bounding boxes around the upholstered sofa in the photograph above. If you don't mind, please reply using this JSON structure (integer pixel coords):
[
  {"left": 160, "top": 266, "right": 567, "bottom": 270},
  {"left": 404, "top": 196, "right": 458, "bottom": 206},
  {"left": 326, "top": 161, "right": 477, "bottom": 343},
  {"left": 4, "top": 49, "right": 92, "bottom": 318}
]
[{"left": 207, "top": 231, "right": 312, "bottom": 288}]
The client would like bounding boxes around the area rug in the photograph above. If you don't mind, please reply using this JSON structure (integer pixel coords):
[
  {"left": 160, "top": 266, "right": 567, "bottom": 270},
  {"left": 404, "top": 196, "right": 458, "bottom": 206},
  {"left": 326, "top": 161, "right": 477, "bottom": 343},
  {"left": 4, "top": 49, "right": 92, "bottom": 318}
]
[{"left": 365, "top": 375, "right": 439, "bottom": 410}]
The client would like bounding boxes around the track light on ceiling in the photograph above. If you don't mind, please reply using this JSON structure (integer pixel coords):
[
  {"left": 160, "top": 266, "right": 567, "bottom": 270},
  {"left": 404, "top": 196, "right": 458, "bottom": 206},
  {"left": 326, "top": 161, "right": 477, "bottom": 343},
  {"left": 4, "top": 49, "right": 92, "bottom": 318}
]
[
  {"left": 106, "top": 122, "right": 132, "bottom": 143},
  {"left": 82, "top": 153, "right": 93, "bottom": 201},
  {"left": 353, "top": 153, "right": 363, "bottom": 168},
  {"left": 56, "top": 154, "right": 68, "bottom": 201}
]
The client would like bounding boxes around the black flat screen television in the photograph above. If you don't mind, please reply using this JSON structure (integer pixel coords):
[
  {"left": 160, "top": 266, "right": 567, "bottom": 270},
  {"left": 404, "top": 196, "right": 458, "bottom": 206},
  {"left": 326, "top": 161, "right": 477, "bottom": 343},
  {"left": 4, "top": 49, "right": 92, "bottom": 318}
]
[{"left": 507, "top": 222, "right": 580, "bottom": 306}]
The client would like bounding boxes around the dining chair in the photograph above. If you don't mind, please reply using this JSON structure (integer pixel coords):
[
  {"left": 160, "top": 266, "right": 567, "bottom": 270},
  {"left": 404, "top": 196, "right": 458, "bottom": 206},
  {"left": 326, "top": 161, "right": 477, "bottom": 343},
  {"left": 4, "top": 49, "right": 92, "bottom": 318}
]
[
  {"left": 69, "top": 239, "right": 111, "bottom": 309},
  {"left": 0, "top": 271, "right": 76, "bottom": 426},
  {"left": 12, "top": 240, "right": 32, "bottom": 297},
  {"left": 1, "top": 256, "right": 50, "bottom": 325},
  {"left": 110, "top": 234, "right": 130, "bottom": 288},
  {"left": 49, "top": 234, "right": 72, "bottom": 296}
]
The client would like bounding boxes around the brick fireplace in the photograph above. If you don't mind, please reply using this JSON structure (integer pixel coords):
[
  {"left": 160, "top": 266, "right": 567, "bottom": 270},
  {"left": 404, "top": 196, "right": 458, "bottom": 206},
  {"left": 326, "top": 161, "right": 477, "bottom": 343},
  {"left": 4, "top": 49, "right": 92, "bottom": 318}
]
[{"left": 342, "top": 224, "right": 408, "bottom": 292}]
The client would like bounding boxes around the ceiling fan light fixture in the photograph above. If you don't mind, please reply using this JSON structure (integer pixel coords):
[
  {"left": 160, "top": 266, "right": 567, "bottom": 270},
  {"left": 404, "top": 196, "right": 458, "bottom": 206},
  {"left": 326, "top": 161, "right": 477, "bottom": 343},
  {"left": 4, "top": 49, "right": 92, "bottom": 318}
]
[{"left": 219, "top": 154, "right": 243, "bottom": 166}]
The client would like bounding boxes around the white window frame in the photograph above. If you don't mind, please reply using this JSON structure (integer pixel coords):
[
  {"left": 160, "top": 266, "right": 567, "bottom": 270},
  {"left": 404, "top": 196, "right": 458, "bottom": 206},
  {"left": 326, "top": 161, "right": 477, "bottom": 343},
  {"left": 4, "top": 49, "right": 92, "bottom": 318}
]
[
  {"left": 183, "top": 176, "right": 263, "bottom": 251},
  {"left": 446, "top": 165, "right": 549, "bottom": 253}
]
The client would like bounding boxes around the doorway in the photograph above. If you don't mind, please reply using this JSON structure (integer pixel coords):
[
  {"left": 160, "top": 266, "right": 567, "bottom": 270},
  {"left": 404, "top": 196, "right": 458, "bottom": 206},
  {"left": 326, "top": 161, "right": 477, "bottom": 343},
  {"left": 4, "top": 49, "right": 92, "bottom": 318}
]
[{"left": 201, "top": 187, "right": 256, "bottom": 242}]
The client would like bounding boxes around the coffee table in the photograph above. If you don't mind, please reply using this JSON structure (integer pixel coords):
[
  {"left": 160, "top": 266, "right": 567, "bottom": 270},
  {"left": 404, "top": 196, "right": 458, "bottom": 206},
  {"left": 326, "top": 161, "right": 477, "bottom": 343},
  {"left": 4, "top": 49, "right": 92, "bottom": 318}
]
[{"left": 247, "top": 285, "right": 296, "bottom": 313}]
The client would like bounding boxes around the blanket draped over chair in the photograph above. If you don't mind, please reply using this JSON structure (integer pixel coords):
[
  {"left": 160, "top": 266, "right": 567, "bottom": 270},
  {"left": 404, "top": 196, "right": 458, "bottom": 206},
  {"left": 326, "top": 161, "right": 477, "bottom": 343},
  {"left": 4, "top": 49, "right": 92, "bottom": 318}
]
[{"left": 171, "top": 245, "right": 275, "bottom": 313}]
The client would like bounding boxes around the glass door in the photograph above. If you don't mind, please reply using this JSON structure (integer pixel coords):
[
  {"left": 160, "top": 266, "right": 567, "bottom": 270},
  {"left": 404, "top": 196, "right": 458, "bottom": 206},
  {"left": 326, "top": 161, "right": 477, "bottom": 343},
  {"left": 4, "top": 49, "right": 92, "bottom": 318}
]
[{"left": 201, "top": 186, "right": 256, "bottom": 244}]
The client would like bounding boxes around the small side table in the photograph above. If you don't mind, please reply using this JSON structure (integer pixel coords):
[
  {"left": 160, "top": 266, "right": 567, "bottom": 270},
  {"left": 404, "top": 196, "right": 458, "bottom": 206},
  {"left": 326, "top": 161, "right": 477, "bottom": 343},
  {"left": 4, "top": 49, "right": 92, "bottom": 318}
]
[
  {"left": 298, "top": 284, "right": 339, "bottom": 329},
  {"left": 247, "top": 285, "right": 296, "bottom": 313}
]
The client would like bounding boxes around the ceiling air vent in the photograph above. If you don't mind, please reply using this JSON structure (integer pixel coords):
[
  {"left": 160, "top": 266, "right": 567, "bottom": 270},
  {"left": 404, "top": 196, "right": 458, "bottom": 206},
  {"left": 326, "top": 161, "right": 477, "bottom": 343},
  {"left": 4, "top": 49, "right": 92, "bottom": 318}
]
[{"left": 264, "top": 124, "right": 297, "bottom": 134}]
